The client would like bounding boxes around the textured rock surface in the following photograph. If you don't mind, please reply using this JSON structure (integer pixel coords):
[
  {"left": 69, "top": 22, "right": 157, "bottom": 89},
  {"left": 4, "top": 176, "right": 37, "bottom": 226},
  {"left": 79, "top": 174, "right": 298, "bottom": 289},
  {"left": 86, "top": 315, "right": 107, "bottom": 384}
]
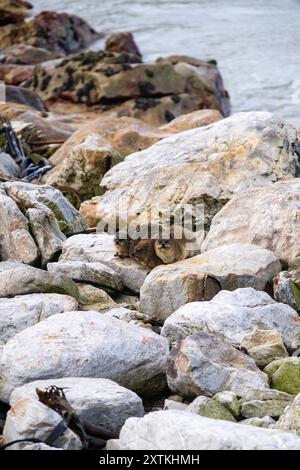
[
  {"left": 0, "top": 152, "right": 20, "bottom": 177},
  {"left": 240, "top": 389, "right": 293, "bottom": 419},
  {"left": 59, "top": 233, "right": 149, "bottom": 292},
  {"left": 162, "top": 288, "right": 300, "bottom": 350},
  {"left": 8, "top": 377, "right": 144, "bottom": 435},
  {"left": 0, "top": 11, "right": 100, "bottom": 54},
  {"left": 160, "top": 109, "right": 223, "bottom": 133},
  {"left": 141, "top": 244, "right": 280, "bottom": 320},
  {"left": 0, "top": 311, "right": 169, "bottom": 402},
  {"left": 241, "top": 330, "right": 288, "bottom": 368},
  {"left": 187, "top": 396, "right": 236, "bottom": 421},
  {"left": 43, "top": 116, "right": 169, "bottom": 200},
  {"left": 0, "top": 293, "right": 77, "bottom": 344},
  {"left": 47, "top": 260, "right": 123, "bottom": 291},
  {"left": 264, "top": 358, "right": 300, "bottom": 395},
  {"left": 166, "top": 332, "right": 268, "bottom": 399},
  {"left": 0, "top": 185, "right": 38, "bottom": 264},
  {"left": 105, "top": 32, "right": 142, "bottom": 59},
  {"left": 0, "top": 44, "right": 60, "bottom": 65},
  {"left": 203, "top": 179, "right": 300, "bottom": 268},
  {"left": 0, "top": 181, "right": 87, "bottom": 266},
  {"left": 273, "top": 270, "right": 300, "bottom": 312},
  {"left": 0, "top": 0, "right": 32, "bottom": 27},
  {"left": 94, "top": 112, "right": 299, "bottom": 230},
  {"left": 241, "top": 417, "right": 276, "bottom": 428},
  {"left": 77, "top": 283, "right": 115, "bottom": 311},
  {"left": 277, "top": 393, "right": 300, "bottom": 435},
  {"left": 213, "top": 391, "right": 240, "bottom": 419},
  {"left": 0, "top": 263, "right": 79, "bottom": 299},
  {"left": 3, "top": 397, "right": 81, "bottom": 450},
  {"left": 106, "top": 410, "right": 300, "bottom": 450}
]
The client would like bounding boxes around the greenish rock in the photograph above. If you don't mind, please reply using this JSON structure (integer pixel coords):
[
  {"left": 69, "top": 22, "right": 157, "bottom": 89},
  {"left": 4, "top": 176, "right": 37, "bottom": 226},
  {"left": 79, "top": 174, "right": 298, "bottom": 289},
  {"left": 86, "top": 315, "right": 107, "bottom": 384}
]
[
  {"left": 240, "top": 416, "right": 276, "bottom": 428},
  {"left": 239, "top": 389, "right": 293, "bottom": 419},
  {"left": 77, "top": 283, "right": 115, "bottom": 311},
  {"left": 264, "top": 358, "right": 300, "bottom": 395},
  {"left": 213, "top": 391, "right": 241, "bottom": 419},
  {"left": 187, "top": 396, "right": 236, "bottom": 422}
]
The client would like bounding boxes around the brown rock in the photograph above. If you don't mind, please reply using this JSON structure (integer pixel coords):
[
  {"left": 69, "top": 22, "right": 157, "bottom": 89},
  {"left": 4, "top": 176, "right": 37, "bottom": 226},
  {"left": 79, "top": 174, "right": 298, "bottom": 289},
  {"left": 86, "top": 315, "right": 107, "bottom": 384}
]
[
  {"left": 0, "top": 0, "right": 32, "bottom": 26},
  {"left": 42, "top": 116, "right": 170, "bottom": 200},
  {"left": 0, "top": 44, "right": 61, "bottom": 65},
  {"left": 0, "top": 11, "right": 101, "bottom": 54},
  {"left": 0, "top": 63, "right": 34, "bottom": 85},
  {"left": 160, "top": 109, "right": 223, "bottom": 133},
  {"left": 105, "top": 32, "right": 142, "bottom": 60}
]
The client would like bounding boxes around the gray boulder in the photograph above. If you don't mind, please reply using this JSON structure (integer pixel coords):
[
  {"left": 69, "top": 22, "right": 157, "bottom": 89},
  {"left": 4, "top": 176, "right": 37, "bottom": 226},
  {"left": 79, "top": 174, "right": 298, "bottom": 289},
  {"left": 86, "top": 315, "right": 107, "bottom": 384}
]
[
  {"left": 47, "top": 260, "right": 123, "bottom": 291},
  {"left": 141, "top": 244, "right": 280, "bottom": 321},
  {"left": 4, "top": 377, "right": 144, "bottom": 450},
  {"left": 161, "top": 288, "right": 300, "bottom": 350},
  {"left": 0, "top": 293, "right": 78, "bottom": 344},
  {"left": 240, "top": 389, "right": 293, "bottom": 419},
  {"left": 202, "top": 179, "right": 300, "bottom": 269},
  {"left": 0, "top": 311, "right": 169, "bottom": 402},
  {"left": 167, "top": 332, "right": 268, "bottom": 399},
  {"left": 0, "top": 263, "right": 79, "bottom": 299},
  {"left": 106, "top": 410, "right": 300, "bottom": 450}
]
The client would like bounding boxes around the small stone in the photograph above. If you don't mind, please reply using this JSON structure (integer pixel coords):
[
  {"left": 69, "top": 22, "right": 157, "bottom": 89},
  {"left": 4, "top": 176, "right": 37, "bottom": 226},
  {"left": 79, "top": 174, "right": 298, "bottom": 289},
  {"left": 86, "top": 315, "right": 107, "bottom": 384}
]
[
  {"left": 241, "top": 329, "right": 288, "bottom": 368},
  {"left": 240, "top": 417, "right": 276, "bottom": 429},
  {"left": 164, "top": 399, "right": 188, "bottom": 411},
  {"left": 264, "top": 358, "right": 300, "bottom": 395},
  {"left": 187, "top": 396, "right": 236, "bottom": 422},
  {"left": 213, "top": 391, "right": 240, "bottom": 419}
]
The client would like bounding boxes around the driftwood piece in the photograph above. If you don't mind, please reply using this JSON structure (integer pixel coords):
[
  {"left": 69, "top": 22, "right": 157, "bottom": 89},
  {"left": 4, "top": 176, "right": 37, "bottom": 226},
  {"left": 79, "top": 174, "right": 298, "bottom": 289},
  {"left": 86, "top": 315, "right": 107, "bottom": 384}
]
[{"left": 37, "top": 385, "right": 118, "bottom": 449}]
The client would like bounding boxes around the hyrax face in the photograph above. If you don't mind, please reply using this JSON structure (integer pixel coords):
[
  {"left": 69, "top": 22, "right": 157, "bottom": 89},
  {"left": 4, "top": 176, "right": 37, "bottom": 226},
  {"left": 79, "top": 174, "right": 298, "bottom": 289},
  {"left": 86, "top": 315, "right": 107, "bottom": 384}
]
[{"left": 154, "top": 239, "right": 185, "bottom": 264}]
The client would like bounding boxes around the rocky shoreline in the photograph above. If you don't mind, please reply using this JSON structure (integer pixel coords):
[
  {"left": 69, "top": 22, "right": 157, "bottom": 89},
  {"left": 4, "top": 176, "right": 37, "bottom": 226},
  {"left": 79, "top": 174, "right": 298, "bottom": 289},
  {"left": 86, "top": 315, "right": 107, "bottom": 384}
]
[{"left": 0, "top": 0, "right": 300, "bottom": 451}]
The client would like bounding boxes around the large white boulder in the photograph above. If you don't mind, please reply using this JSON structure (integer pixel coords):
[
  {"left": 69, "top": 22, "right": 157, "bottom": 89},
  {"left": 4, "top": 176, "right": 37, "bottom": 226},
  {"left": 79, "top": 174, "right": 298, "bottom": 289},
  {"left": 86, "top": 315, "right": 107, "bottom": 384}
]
[
  {"left": 0, "top": 311, "right": 169, "bottom": 402},
  {"left": 106, "top": 410, "right": 300, "bottom": 450},
  {"left": 140, "top": 244, "right": 280, "bottom": 321},
  {"left": 94, "top": 112, "right": 298, "bottom": 230}
]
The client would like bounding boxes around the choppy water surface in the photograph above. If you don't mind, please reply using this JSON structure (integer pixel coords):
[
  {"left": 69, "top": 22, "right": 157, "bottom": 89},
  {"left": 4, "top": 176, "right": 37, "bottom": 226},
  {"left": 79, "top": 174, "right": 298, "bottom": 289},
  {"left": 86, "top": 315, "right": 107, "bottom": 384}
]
[{"left": 33, "top": 0, "right": 300, "bottom": 125}]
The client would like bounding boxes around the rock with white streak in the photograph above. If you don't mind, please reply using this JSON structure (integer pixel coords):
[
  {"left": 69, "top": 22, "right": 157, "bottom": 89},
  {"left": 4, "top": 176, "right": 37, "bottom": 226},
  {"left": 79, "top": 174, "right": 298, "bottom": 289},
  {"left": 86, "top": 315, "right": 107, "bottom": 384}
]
[
  {"left": 94, "top": 112, "right": 299, "bottom": 231},
  {"left": 0, "top": 293, "right": 77, "bottom": 344},
  {"left": 0, "top": 311, "right": 169, "bottom": 402},
  {"left": 59, "top": 233, "right": 149, "bottom": 292},
  {"left": 140, "top": 243, "right": 280, "bottom": 321},
  {"left": 106, "top": 410, "right": 300, "bottom": 450},
  {"left": 240, "top": 329, "right": 288, "bottom": 368},
  {"left": 5, "top": 377, "right": 144, "bottom": 449},
  {"left": 202, "top": 179, "right": 300, "bottom": 268},
  {"left": 166, "top": 332, "right": 268, "bottom": 399},
  {"left": 47, "top": 260, "right": 123, "bottom": 291},
  {"left": 161, "top": 288, "right": 300, "bottom": 350}
]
